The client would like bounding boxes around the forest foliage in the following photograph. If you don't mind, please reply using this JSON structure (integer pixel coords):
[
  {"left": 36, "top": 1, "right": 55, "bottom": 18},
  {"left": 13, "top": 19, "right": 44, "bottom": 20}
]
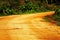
[{"left": 0, "top": 0, "right": 60, "bottom": 16}]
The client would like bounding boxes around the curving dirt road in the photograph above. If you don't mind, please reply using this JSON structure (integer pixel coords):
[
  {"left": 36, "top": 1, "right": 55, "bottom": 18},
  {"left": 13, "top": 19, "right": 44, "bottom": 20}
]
[{"left": 0, "top": 11, "right": 60, "bottom": 40}]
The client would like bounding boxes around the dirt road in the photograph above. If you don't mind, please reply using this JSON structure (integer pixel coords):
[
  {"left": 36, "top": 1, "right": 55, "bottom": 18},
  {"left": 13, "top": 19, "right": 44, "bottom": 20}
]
[{"left": 0, "top": 11, "right": 60, "bottom": 40}]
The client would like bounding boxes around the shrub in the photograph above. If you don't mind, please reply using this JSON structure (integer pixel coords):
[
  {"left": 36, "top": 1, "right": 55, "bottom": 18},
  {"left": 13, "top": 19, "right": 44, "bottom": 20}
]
[
  {"left": 51, "top": 8, "right": 60, "bottom": 21},
  {"left": 18, "top": 0, "right": 49, "bottom": 13},
  {"left": 50, "top": 8, "right": 60, "bottom": 26}
]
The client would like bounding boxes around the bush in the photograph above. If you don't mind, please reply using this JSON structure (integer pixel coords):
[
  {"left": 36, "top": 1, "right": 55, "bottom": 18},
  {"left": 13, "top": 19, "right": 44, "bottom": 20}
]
[
  {"left": 51, "top": 8, "right": 60, "bottom": 21},
  {"left": 18, "top": 0, "right": 49, "bottom": 13},
  {"left": 0, "top": 5, "right": 17, "bottom": 16},
  {"left": 50, "top": 8, "right": 60, "bottom": 26}
]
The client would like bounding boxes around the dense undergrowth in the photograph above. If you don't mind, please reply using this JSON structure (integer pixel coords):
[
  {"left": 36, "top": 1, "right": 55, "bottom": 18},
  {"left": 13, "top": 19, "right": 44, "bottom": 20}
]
[
  {"left": 51, "top": 8, "right": 60, "bottom": 26},
  {"left": 44, "top": 8, "right": 60, "bottom": 26},
  {"left": 0, "top": 0, "right": 50, "bottom": 16},
  {"left": 0, "top": 0, "right": 60, "bottom": 16}
]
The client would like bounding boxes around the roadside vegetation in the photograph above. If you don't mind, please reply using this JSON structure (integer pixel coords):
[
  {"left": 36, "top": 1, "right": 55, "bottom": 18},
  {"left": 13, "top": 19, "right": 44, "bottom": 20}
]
[{"left": 0, "top": 0, "right": 60, "bottom": 16}]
